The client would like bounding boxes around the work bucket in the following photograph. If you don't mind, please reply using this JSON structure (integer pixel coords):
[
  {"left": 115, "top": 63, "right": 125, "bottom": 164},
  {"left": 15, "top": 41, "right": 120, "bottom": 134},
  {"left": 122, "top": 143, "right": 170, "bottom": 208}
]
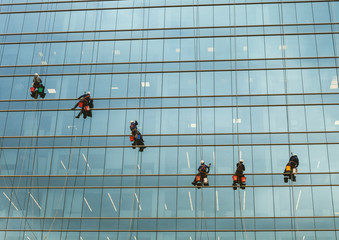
[
  {"left": 232, "top": 175, "right": 238, "bottom": 181},
  {"left": 203, "top": 177, "right": 208, "bottom": 184},
  {"left": 130, "top": 136, "right": 134, "bottom": 142},
  {"left": 78, "top": 102, "right": 83, "bottom": 108},
  {"left": 84, "top": 106, "right": 90, "bottom": 111},
  {"left": 195, "top": 175, "right": 201, "bottom": 182},
  {"left": 286, "top": 165, "right": 291, "bottom": 171},
  {"left": 38, "top": 87, "right": 43, "bottom": 93},
  {"left": 241, "top": 177, "right": 246, "bottom": 183},
  {"left": 30, "top": 87, "right": 35, "bottom": 92}
]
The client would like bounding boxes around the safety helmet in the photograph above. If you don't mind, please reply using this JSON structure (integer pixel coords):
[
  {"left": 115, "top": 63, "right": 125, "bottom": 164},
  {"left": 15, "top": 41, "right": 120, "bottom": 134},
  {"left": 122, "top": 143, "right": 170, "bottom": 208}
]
[
  {"left": 201, "top": 160, "right": 204, "bottom": 165},
  {"left": 130, "top": 120, "right": 134, "bottom": 123},
  {"left": 239, "top": 159, "right": 244, "bottom": 163},
  {"left": 87, "top": 91, "right": 90, "bottom": 95},
  {"left": 34, "top": 73, "right": 39, "bottom": 76}
]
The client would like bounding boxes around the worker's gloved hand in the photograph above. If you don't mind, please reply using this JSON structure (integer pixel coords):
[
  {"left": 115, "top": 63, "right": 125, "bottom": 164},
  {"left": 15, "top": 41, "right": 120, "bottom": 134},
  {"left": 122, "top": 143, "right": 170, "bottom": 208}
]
[
  {"left": 209, "top": 163, "right": 211, "bottom": 166},
  {"left": 135, "top": 120, "right": 138, "bottom": 125}
]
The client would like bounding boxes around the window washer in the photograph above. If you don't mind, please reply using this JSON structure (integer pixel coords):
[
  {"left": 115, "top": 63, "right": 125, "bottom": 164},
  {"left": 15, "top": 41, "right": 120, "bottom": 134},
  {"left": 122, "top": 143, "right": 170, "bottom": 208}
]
[
  {"left": 130, "top": 120, "right": 138, "bottom": 135},
  {"left": 192, "top": 160, "right": 211, "bottom": 187},
  {"left": 129, "top": 121, "right": 145, "bottom": 152},
  {"left": 30, "top": 73, "right": 46, "bottom": 99},
  {"left": 284, "top": 153, "right": 299, "bottom": 183},
  {"left": 72, "top": 92, "right": 92, "bottom": 119},
  {"left": 130, "top": 129, "right": 146, "bottom": 152},
  {"left": 232, "top": 159, "right": 246, "bottom": 190}
]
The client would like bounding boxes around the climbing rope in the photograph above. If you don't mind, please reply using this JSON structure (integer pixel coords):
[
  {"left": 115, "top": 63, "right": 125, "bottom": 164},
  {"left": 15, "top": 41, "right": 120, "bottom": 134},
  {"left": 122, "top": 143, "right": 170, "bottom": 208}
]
[
  {"left": 326, "top": 2, "right": 339, "bottom": 239},
  {"left": 125, "top": 0, "right": 146, "bottom": 239},
  {"left": 0, "top": 110, "right": 41, "bottom": 240},
  {"left": 232, "top": 1, "right": 249, "bottom": 239},
  {"left": 191, "top": 1, "right": 211, "bottom": 239},
  {"left": 0, "top": 1, "right": 52, "bottom": 236},
  {"left": 42, "top": 2, "right": 99, "bottom": 239}
]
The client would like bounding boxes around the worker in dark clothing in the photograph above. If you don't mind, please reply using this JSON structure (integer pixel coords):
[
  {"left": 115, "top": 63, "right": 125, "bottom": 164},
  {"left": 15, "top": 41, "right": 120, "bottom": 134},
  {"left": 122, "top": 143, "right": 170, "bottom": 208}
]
[
  {"left": 131, "top": 129, "right": 146, "bottom": 152},
  {"left": 72, "top": 92, "right": 93, "bottom": 119},
  {"left": 30, "top": 73, "right": 45, "bottom": 99},
  {"left": 284, "top": 153, "right": 299, "bottom": 182},
  {"left": 236, "top": 160, "right": 245, "bottom": 175},
  {"left": 192, "top": 160, "right": 211, "bottom": 186},
  {"left": 288, "top": 154, "right": 299, "bottom": 168},
  {"left": 72, "top": 92, "right": 91, "bottom": 109},
  {"left": 130, "top": 120, "right": 138, "bottom": 135},
  {"left": 232, "top": 159, "right": 246, "bottom": 190},
  {"left": 33, "top": 73, "right": 42, "bottom": 87}
]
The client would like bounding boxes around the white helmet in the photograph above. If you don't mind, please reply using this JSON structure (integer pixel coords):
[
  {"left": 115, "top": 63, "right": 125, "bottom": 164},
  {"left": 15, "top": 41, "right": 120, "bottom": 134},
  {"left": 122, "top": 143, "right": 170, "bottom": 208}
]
[
  {"left": 34, "top": 73, "right": 39, "bottom": 76},
  {"left": 201, "top": 160, "right": 204, "bottom": 165},
  {"left": 239, "top": 159, "right": 244, "bottom": 163},
  {"left": 130, "top": 120, "right": 134, "bottom": 123},
  {"left": 87, "top": 91, "right": 90, "bottom": 95}
]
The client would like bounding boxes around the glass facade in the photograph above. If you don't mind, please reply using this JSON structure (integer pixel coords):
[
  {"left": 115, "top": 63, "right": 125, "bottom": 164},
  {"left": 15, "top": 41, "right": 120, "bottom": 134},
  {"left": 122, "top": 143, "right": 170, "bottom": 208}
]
[{"left": 1, "top": 0, "right": 339, "bottom": 239}]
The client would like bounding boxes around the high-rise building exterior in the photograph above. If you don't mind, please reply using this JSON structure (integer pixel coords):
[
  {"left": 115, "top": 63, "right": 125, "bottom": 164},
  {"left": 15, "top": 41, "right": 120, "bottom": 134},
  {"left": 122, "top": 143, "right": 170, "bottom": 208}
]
[{"left": 1, "top": 0, "right": 339, "bottom": 239}]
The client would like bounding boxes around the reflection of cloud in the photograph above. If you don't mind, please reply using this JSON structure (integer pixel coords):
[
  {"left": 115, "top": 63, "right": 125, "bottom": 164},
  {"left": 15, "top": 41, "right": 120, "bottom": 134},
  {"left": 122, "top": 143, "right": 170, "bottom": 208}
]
[
  {"left": 279, "top": 45, "right": 286, "bottom": 50},
  {"left": 330, "top": 76, "right": 338, "bottom": 89}
]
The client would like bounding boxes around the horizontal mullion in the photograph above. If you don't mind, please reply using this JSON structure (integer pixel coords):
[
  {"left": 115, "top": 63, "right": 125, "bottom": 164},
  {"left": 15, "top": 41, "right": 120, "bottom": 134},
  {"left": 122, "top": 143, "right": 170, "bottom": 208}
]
[
  {"left": 0, "top": 0, "right": 120, "bottom": 6},
  {"left": 1, "top": 91, "right": 339, "bottom": 103},
  {"left": 1, "top": 66, "right": 339, "bottom": 77},
  {"left": 1, "top": 130, "right": 338, "bottom": 138},
  {"left": 0, "top": 0, "right": 329, "bottom": 14},
  {"left": 1, "top": 102, "right": 339, "bottom": 113},
  {"left": 1, "top": 56, "right": 338, "bottom": 68},
  {"left": 1, "top": 31, "right": 338, "bottom": 45},
  {"left": 1, "top": 22, "right": 338, "bottom": 36},
  {"left": 0, "top": 184, "right": 338, "bottom": 189},
  {"left": 0, "top": 91, "right": 338, "bottom": 103},
  {"left": 1, "top": 142, "right": 339, "bottom": 149},
  {"left": 0, "top": 172, "right": 338, "bottom": 177},
  {"left": 0, "top": 229, "right": 337, "bottom": 232},
  {"left": 0, "top": 216, "right": 336, "bottom": 220}
]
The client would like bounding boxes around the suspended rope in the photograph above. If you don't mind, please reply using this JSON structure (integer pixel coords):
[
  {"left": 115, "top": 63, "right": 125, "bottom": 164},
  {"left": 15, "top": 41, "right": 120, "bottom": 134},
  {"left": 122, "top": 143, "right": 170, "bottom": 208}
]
[
  {"left": 0, "top": 105, "right": 42, "bottom": 240},
  {"left": 42, "top": 2, "right": 100, "bottom": 239},
  {"left": 191, "top": 1, "right": 211, "bottom": 239},
  {"left": 327, "top": 2, "right": 339, "bottom": 240},
  {"left": 278, "top": 2, "right": 303, "bottom": 239},
  {"left": 232, "top": 1, "right": 249, "bottom": 239},
  {"left": 42, "top": 121, "right": 84, "bottom": 240},
  {"left": 125, "top": 0, "right": 146, "bottom": 239},
  {"left": 25, "top": 3, "right": 53, "bottom": 234},
  {"left": 0, "top": 3, "right": 42, "bottom": 238},
  {"left": 2, "top": 2, "right": 51, "bottom": 233}
]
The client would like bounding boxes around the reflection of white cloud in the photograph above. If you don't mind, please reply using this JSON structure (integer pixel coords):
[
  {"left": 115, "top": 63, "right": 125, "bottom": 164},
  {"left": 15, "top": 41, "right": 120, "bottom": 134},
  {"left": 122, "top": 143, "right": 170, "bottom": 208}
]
[
  {"left": 330, "top": 76, "right": 338, "bottom": 89},
  {"left": 233, "top": 118, "right": 241, "bottom": 123},
  {"left": 208, "top": 47, "right": 214, "bottom": 52},
  {"left": 47, "top": 89, "right": 56, "bottom": 93},
  {"left": 114, "top": 50, "right": 120, "bottom": 55},
  {"left": 141, "top": 82, "right": 150, "bottom": 87},
  {"left": 243, "top": 46, "right": 247, "bottom": 51},
  {"left": 279, "top": 45, "right": 287, "bottom": 50},
  {"left": 190, "top": 123, "right": 196, "bottom": 128},
  {"left": 335, "top": 120, "right": 339, "bottom": 125},
  {"left": 175, "top": 48, "right": 180, "bottom": 53}
]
